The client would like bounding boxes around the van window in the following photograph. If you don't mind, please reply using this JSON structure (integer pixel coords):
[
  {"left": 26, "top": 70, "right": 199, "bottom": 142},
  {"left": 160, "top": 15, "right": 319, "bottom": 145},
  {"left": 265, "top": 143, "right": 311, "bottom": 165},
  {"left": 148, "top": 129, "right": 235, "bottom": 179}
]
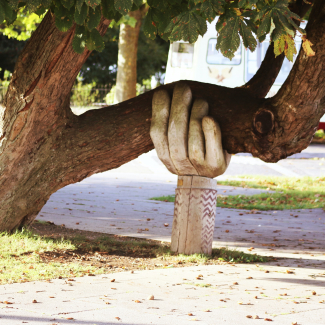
[
  {"left": 206, "top": 38, "right": 242, "bottom": 65},
  {"left": 245, "top": 41, "right": 301, "bottom": 84},
  {"left": 171, "top": 42, "right": 194, "bottom": 68}
]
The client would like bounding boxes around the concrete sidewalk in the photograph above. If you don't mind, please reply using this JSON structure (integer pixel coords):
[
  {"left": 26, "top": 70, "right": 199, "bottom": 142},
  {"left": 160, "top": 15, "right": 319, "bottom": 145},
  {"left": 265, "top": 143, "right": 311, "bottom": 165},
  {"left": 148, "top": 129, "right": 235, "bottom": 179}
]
[{"left": 1, "top": 147, "right": 325, "bottom": 324}]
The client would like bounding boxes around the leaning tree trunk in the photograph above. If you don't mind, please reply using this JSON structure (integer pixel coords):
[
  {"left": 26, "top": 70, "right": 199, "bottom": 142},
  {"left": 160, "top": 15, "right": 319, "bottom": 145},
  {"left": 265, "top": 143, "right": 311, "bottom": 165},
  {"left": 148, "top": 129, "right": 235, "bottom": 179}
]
[
  {"left": 0, "top": 1, "right": 325, "bottom": 232},
  {"left": 114, "top": 6, "right": 147, "bottom": 103}
]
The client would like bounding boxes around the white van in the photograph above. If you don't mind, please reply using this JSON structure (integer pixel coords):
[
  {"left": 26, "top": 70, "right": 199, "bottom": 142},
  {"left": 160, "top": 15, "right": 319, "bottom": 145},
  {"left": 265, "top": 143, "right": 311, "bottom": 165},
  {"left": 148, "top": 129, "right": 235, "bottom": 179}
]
[
  {"left": 165, "top": 20, "right": 325, "bottom": 129},
  {"left": 165, "top": 18, "right": 302, "bottom": 98}
]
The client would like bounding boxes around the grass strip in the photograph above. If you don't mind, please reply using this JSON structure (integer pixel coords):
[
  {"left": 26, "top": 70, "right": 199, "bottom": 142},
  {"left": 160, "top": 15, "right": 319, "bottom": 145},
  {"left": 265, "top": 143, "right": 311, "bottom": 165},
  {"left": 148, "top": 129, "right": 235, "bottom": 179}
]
[
  {"left": 0, "top": 225, "right": 269, "bottom": 284},
  {"left": 151, "top": 176, "right": 325, "bottom": 210}
]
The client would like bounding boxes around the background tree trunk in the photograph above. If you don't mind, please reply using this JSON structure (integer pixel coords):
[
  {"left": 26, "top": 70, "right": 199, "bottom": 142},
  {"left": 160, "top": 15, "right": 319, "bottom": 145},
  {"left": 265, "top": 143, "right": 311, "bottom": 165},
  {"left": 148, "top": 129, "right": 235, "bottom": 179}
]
[
  {"left": 114, "top": 7, "right": 147, "bottom": 103},
  {"left": 0, "top": 1, "right": 324, "bottom": 232}
]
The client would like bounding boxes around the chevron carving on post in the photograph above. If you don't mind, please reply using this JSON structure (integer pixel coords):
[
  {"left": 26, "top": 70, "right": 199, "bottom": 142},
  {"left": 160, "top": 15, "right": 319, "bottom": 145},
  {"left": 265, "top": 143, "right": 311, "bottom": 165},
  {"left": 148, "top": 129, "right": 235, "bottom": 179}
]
[{"left": 201, "top": 189, "right": 217, "bottom": 254}]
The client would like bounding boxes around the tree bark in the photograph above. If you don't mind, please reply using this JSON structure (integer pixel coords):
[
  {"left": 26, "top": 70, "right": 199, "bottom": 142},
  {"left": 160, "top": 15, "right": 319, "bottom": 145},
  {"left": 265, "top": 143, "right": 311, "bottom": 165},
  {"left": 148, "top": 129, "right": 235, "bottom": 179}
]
[
  {"left": 0, "top": 0, "right": 324, "bottom": 232},
  {"left": 114, "top": 7, "right": 147, "bottom": 103}
]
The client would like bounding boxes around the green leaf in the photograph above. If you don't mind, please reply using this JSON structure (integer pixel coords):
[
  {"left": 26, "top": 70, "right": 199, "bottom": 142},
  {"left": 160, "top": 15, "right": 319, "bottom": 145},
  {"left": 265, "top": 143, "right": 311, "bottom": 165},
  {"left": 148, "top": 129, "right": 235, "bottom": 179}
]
[
  {"left": 102, "top": 0, "right": 115, "bottom": 19},
  {"left": 76, "top": 0, "right": 85, "bottom": 12},
  {"left": 61, "top": 0, "right": 76, "bottom": 10},
  {"left": 87, "top": 5, "right": 101, "bottom": 30},
  {"left": 74, "top": 2, "right": 88, "bottom": 24},
  {"left": 200, "top": 0, "right": 225, "bottom": 23},
  {"left": 133, "top": 0, "right": 142, "bottom": 7},
  {"left": 216, "top": 12, "right": 241, "bottom": 59},
  {"left": 169, "top": 11, "right": 207, "bottom": 43},
  {"left": 7, "top": 0, "right": 20, "bottom": 10},
  {"left": 72, "top": 25, "right": 87, "bottom": 54},
  {"left": 114, "top": 0, "right": 133, "bottom": 14},
  {"left": 239, "top": 19, "right": 257, "bottom": 51},
  {"left": 274, "top": 34, "right": 296, "bottom": 61},
  {"left": 90, "top": 28, "right": 105, "bottom": 51},
  {"left": 143, "top": 8, "right": 157, "bottom": 39},
  {"left": 54, "top": 3, "right": 74, "bottom": 32},
  {"left": 25, "top": 0, "right": 42, "bottom": 12},
  {"left": 0, "top": 3, "right": 5, "bottom": 24},
  {"left": 2, "top": 1, "right": 15, "bottom": 22},
  {"left": 256, "top": 11, "right": 272, "bottom": 38},
  {"left": 274, "top": 35, "right": 285, "bottom": 57},
  {"left": 86, "top": 28, "right": 104, "bottom": 51},
  {"left": 86, "top": 0, "right": 101, "bottom": 8}
]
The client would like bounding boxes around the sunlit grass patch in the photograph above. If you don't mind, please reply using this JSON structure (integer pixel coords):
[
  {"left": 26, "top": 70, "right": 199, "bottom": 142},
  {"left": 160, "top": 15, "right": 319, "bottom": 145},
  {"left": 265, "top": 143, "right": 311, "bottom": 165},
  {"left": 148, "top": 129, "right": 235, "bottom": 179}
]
[
  {"left": 0, "top": 229, "right": 100, "bottom": 285},
  {"left": 0, "top": 226, "right": 269, "bottom": 284},
  {"left": 151, "top": 176, "right": 325, "bottom": 210}
]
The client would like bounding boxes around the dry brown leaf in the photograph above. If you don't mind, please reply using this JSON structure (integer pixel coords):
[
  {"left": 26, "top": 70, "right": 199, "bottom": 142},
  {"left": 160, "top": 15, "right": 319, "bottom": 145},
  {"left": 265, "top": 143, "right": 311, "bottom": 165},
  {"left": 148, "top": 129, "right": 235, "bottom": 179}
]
[
  {"left": 147, "top": 295, "right": 154, "bottom": 300},
  {"left": 164, "top": 223, "right": 169, "bottom": 227},
  {"left": 264, "top": 318, "right": 273, "bottom": 321},
  {"left": 134, "top": 300, "right": 142, "bottom": 303},
  {"left": 312, "top": 291, "right": 317, "bottom": 295},
  {"left": 188, "top": 313, "right": 194, "bottom": 316},
  {"left": 115, "top": 317, "right": 120, "bottom": 320},
  {"left": 66, "top": 318, "right": 74, "bottom": 320},
  {"left": 253, "top": 315, "right": 260, "bottom": 319},
  {"left": 204, "top": 309, "right": 211, "bottom": 312},
  {"left": 246, "top": 315, "right": 252, "bottom": 318},
  {"left": 32, "top": 300, "right": 37, "bottom": 303},
  {"left": 233, "top": 282, "right": 238, "bottom": 285},
  {"left": 225, "top": 230, "right": 229, "bottom": 233},
  {"left": 111, "top": 279, "right": 115, "bottom": 282}
]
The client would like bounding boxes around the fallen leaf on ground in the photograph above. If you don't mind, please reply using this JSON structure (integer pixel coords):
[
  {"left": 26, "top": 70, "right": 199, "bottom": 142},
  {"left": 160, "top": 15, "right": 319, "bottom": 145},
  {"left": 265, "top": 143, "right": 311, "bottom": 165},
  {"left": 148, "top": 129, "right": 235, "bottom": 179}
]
[
  {"left": 135, "top": 300, "right": 141, "bottom": 303},
  {"left": 253, "top": 315, "right": 260, "bottom": 319},
  {"left": 111, "top": 279, "right": 115, "bottom": 282},
  {"left": 264, "top": 318, "right": 272, "bottom": 321},
  {"left": 312, "top": 291, "right": 316, "bottom": 295},
  {"left": 147, "top": 295, "right": 154, "bottom": 300},
  {"left": 246, "top": 315, "right": 252, "bottom": 318},
  {"left": 32, "top": 300, "right": 37, "bottom": 303}
]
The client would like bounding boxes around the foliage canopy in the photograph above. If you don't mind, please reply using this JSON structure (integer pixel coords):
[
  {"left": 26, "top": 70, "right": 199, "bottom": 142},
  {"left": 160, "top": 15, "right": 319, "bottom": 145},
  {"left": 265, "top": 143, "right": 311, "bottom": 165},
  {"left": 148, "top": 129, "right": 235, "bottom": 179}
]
[{"left": 0, "top": 0, "right": 312, "bottom": 61}]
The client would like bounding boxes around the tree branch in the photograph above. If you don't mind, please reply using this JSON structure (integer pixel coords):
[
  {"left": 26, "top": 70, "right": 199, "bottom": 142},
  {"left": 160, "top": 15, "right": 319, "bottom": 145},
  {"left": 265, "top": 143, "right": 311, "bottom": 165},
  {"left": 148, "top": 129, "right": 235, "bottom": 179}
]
[
  {"left": 241, "top": 0, "right": 315, "bottom": 98},
  {"left": 241, "top": 44, "right": 285, "bottom": 98}
]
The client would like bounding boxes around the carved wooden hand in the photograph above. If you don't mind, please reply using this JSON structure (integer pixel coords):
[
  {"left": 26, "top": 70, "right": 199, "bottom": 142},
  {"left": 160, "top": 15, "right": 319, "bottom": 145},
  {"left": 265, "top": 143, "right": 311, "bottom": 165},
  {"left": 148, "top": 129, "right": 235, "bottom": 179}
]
[{"left": 150, "top": 83, "right": 231, "bottom": 178}]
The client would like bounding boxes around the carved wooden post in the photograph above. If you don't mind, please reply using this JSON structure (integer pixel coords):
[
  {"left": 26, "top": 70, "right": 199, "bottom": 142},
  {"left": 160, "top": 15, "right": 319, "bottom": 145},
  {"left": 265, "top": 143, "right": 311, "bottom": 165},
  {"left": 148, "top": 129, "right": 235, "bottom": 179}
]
[
  {"left": 150, "top": 83, "right": 230, "bottom": 255},
  {"left": 171, "top": 175, "right": 217, "bottom": 255}
]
